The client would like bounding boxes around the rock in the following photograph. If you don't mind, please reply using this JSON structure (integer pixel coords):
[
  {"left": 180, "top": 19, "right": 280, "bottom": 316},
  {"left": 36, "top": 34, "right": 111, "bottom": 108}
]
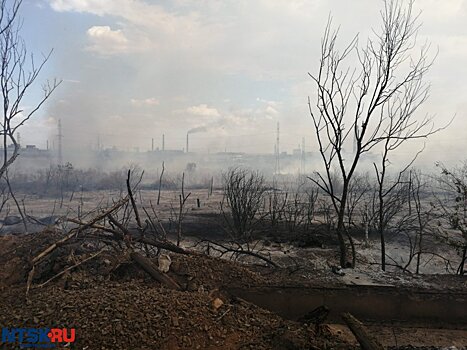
[{"left": 212, "top": 298, "right": 224, "bottom": 310}]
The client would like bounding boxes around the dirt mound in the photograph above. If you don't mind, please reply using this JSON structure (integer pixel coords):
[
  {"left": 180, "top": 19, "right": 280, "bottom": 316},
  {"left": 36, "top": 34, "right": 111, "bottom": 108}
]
[
  {"left": 0, "top": 230, "right": 267, "bottom": 291},
  {"left": 0, "top": 231, "right": 348, "bottom": 349},
  {"left": 0, "top": 282, "right": 346, "bottom": 350},
  {"left": 0, "top": 229, "right": 69, "bottom": 285},
  {"left": 169, "top": 253, "right": 266, "bottom": 290}
]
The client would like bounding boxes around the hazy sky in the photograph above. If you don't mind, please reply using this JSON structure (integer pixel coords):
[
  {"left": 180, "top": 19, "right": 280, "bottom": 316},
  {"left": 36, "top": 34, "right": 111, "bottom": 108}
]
[{"left": 16, "top": 0, "right": 467, "bottom": 166}]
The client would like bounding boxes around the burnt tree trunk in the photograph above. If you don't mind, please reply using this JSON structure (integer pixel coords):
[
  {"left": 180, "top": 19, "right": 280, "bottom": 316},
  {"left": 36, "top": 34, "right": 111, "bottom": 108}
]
[{"left": 336, "top": 184, "right": 349, "bottom": 267}]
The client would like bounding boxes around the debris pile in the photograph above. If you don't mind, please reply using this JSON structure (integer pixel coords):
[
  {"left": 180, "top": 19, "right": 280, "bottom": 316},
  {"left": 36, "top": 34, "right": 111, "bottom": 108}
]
[
  {"left": 0, "top": 171, "right": 346, "bottom": 349},
  {"left": 0, "top": 227, "right": 349, "bottom": 349}
]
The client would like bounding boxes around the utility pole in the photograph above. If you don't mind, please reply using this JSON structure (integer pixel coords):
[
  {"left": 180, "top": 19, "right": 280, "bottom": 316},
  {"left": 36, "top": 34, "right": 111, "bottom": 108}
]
[
  {"left": 275, "top": 122, "right": 280, "bottom": 174},
  {"left": 58, "top": 119, "right": 63, "bottom": 165}
]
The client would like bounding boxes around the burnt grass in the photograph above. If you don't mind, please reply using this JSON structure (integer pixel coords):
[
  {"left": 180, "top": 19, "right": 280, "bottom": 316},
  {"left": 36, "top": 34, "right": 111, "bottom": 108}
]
[{"left": 176, "top": 210, "right": 340, "bottom": 249}]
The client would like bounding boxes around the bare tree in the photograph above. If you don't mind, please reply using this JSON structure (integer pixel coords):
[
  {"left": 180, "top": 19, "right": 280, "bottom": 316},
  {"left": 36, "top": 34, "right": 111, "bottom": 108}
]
[
  {"left": 176, "top": 172, "right": 190, "bottom": 246},
  {"left": 304, "top": 184, "right": 319, "bottom": 231},
  {"left": 0, "top": 0, "right": 60, "bottom": 181},
  {"left": 0, "top": 0, "right": 21, "bottom": 36},
  {"left": 221, "top": 168, "right": 266, "bottom": 240},
  {"left": 382, "top": 170, "right": 449, "bottom": 274},
  {"left": 409, "top": 170, "right": 436, "bottom": 274},
  {"left": 373, "top": 164, "right": 414, "bottom": 271},
  {"left": 266, "top": 180, "right": 288, "bottom": 229},
  {"left": 308, "top": 0, "right": 440, "bottom": 266},
  {"left": 345, "top": 173, "right": 371, "bottom": 229},
  {"left": 283, "top": 190, "right": 306, "bottom": 233},
  {"left": 433, "top": 162, "right": 467, "bottom": 275},
  {"left": 157, "top": 161, "right": 165, "bottom": 205}
]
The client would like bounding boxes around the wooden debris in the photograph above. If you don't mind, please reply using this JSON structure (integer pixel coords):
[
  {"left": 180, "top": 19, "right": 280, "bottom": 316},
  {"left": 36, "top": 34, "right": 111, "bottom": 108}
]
[
  {"left": 341, "top": 312, "right": 384, "bottom": 350},
  {"left": 36, "top": 248, "right": 106, "bottom": 289},
  {"left": 130, "top": 251, "right": 180, "bottom": 290},
  {"left": 26, "top": 197, "right": 130, "bottom": 295}
]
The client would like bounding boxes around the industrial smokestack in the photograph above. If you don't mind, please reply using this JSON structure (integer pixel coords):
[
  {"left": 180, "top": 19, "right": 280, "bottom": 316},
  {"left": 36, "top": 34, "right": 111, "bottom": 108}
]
[
  {"left": 162, "top": 134, "right": 165, "bottom": 151},
  {"left": 186, "top": 133, "right": 189, "bottom": 153}
]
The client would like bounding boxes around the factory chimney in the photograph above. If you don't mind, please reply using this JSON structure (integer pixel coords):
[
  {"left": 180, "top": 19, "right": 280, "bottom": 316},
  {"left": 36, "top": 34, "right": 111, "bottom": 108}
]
[{"left": 186, "top": 133, "right": 189, "bottom": 153}]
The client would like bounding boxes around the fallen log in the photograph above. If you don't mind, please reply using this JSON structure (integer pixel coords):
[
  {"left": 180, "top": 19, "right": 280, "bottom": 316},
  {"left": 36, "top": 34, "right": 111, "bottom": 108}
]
[
  {"left": 130, "top": 251, "right": 180, "bottom": 290},
  {"left": 341, "top": 312, "right": 384, "bottom": 350}
]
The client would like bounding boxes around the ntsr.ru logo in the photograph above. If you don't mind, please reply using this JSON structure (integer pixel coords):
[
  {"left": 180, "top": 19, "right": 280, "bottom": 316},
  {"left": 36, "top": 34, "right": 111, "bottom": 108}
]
[{"left": 1, "top": 328, "right": 76, "bottom": 348}]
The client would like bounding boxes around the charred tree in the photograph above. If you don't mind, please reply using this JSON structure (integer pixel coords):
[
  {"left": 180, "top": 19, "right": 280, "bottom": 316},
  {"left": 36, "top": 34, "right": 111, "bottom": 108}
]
[
  {"left": 308, "top": 0, "right": 439, "bottom": 266},
  {"left": 0, "top": 0, "right": 61, "bottom": 180}
]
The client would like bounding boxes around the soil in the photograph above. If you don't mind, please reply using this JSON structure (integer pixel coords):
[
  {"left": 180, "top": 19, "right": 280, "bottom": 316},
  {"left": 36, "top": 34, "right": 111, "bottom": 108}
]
[
  {"left": 0, "top": 231, "right": 349, "bottom": 350},
  {"left": 0, "top": 283, "right": 342, "bottom": 350}
]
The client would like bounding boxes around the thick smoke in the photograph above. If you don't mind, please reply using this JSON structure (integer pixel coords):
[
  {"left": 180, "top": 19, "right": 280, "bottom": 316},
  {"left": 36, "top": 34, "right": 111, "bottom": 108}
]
[{"left": 188, "top": 126, "right": 208, "bottom": 134}]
